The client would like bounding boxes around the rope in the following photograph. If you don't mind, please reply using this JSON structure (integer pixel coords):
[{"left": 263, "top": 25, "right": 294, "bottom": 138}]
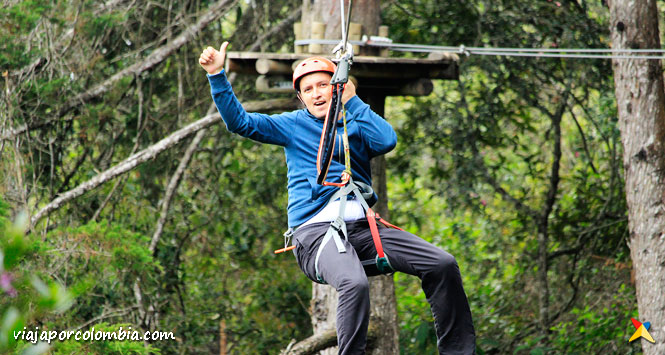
[
  {"left": 317, "top": 0, "right": 354, "bottom": 186},
  {"left": 295, "top": 39, "right": 665, "bottom": 60}
]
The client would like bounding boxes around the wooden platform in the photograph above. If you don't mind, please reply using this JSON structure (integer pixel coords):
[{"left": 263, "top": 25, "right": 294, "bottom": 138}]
[{"left": 225, "top": 51, "right": 459, "bottom": 96}]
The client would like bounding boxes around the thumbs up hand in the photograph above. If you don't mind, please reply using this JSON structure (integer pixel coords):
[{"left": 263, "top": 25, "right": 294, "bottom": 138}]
[{"left": 199, "top": 41, "right": 229, "bottom": 75}]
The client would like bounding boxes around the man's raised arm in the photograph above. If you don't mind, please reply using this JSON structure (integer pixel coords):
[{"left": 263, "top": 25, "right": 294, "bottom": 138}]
[{"left": 198, "top": 42, "right": 294, "bottom": 147}]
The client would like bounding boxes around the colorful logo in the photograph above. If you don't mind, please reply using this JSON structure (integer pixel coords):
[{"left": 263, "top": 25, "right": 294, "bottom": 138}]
[{"left": 629, "top": 318, "right": 655, "bottom": 343}]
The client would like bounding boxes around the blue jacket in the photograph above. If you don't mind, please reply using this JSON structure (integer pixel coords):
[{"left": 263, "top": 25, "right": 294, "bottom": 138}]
[{"left": 208, "top": 70, "right": 397, "bottom": 227}]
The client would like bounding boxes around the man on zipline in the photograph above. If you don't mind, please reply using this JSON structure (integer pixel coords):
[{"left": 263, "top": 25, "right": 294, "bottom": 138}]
[{"left": 199, "top": 42, "right": 475, "bottom": 354}]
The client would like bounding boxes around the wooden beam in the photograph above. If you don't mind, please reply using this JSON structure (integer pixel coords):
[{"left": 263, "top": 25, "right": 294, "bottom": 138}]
[
  {"left": 255, "top": 75, "right": 293, "bottom": 94},
  {"left": 255, "top": 59, "right": 293, "bottom": 75},
  {"left": 254, "top": 74, "right": 432, "bottom": 96},
  {"left": 395, "top": 78, "right": 433, "bottom": 96},
  {"left": 243, "top": 97, "right": 300, "bottom": 112},
  {"left": 226, "top": 51, "right": 459, "bottom": 80},
  {"left": 350, "top": 61, "right": 456, "bottom": 80},
  {"left": 225, "top": 57, "right": 256, "bottom": 75}
]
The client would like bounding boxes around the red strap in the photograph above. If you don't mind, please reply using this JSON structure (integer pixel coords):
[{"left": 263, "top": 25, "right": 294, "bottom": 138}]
[
  {"left": 376, "top": 214, "right": 405, "bottom": 231},
  {"left": 366, "top": 208, "right": 385, "bottom": 258}
]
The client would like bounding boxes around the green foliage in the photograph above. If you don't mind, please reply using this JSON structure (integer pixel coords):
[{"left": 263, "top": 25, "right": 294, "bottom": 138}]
[
  {"left": 1, "top": 199, "right": 73, "bottom": 355},
  {"left": 550, "top": 284, "right": 638, "bottom": 354},
  {"left": 49, "top": 323, "right": 160, "bottom": 355},
  {"left": 3, "top": 0, "right": 50, "bottom": 30},
  {"left": 0, "top": 0, "right": 50, "bottom": 68},
  {"left": 385, "top": 1, "right": 632, "bottom": 353}
]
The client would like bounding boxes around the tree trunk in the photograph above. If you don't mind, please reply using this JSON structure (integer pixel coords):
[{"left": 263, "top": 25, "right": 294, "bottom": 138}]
[
  {"left": 609, "top": 0, "right": 665, "bottom": 353},
  {"left": 303, "top": 1, "right": 400, "bottom": 354},
  {"left": 365, "top": 93, "right": 400, "bottom": 355},
  {"left": 301, "top": 0, "right": 381, "bottom": 55}
]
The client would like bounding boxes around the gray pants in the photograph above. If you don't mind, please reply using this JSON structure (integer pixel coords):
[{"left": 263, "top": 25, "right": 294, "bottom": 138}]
[{"left": 293, "top": 219, "right": 476, "bottom": 355}]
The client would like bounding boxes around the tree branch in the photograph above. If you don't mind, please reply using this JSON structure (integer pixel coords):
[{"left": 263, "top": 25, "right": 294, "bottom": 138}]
[
  {"left": 9, "top": 0, "right": 130, "bottom": 81},
  {"left": 568, "top": 105, "right": 599, "bottom": 174},
  {"left": 149, "top": 128, "right": 207, "bottom": 253},
  {"left": 28, "top": 113, "right": 219, "bottom": 229},
  {"left": 535, "top": 95, "right": 566, "bottom": 333},
  {"left": 61, "top": 0, "right": 236, "bottom": 113},
  {"left": 541, "top": 96, "right": 566, "bottom": 223},
  {"left": 478, "top": 168, "right": 538, "bottom": 219},
  {"left": 246, "top": 6, "right": 302, "bottom": 52},
  {"left": 548, "top": 251, "right": 581, "bottom": 324},
  {"left": 2, "top": 0, "right": 238, "bottom": 141},
  {"left": 282, "top": 322, "right": 379, "bottom": 355},
  {"left": 28, "top": 98, "right": 300, "bottom": 230},
  {"left": 68, "top": 306, "right": 138, "bottom": 332},
  {"left": 282, "top": 328, "right": 337, "bottom": 355},
  {"left": 148, "top": 100, "right": 222, "bottom": 253}
]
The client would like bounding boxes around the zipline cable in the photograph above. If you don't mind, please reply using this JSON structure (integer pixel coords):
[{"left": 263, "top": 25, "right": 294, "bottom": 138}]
[
  {"left": 295, "top": 38, "right": 665, "bottom": 59},
  {"left": 340, "top": 0, "right": 352, "bottom": 51}
]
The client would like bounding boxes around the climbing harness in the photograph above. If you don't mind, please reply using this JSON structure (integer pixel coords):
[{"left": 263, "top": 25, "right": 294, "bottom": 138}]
[
  {"left": 274, "top": 178, "right": 404, "bottom": 284},
  {"left": 310, "top": 177, "right": 405, "bottom": 284},
  {"left": 276, "top": 0, "right": 404, "bottom": 284}
]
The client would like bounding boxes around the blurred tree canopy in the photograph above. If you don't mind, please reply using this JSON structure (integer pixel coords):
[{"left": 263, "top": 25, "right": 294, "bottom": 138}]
[{"left": 0, "top": 0, "right": 641, "bottom": 353}]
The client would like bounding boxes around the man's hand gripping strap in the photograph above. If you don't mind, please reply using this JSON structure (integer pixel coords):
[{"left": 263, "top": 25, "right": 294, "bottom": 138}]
[{"left": 316, "top": 84, "right": 344, "bottom": 185}]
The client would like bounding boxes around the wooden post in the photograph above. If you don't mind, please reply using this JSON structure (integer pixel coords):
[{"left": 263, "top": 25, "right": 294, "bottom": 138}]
[
  {"left": 310, "top": 22, "right": 325, "bottom": 54},
  {"left": 378, "top": 25, "right": 389, "bottom": 57},
  {"left": 255, "top": 75, "right": 292, "bottom": 94},
  {"left": 294, "top": 22, "right": 304, "bottom": 54},
  {"left": 363, "top": 93, "right": 399, "bottom": 354},
  {"left": 255, "top": 59, "right": 292, "bottom": 75},
  {"left": 349, "top": 23, "right": 362, "bottom": 55}
]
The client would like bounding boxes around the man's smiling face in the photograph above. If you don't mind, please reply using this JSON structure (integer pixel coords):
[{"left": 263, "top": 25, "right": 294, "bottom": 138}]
[{"left": 298, "top": 71, "right": 333, "bottom": 119}]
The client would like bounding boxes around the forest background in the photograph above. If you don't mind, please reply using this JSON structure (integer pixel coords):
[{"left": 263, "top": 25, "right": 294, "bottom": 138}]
[{"left": 0, "top": 0, "right": 659, "bottom": 353}]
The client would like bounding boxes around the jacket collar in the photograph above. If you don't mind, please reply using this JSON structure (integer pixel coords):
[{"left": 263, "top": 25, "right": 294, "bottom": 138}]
[
  {"left": 302, "top": 108, "right": 349, "bottom": 123},
  {"left": 303, "top": 108, "right": 324, "bottom": 121}
]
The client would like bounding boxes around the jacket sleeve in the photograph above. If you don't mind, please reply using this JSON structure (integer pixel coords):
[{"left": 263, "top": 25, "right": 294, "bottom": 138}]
[
  {"left": 344, "top": 95, "right": 397, "bottom": 157},
  {"left": 207, "top": 70, "right": 293, "bottom": 147}
]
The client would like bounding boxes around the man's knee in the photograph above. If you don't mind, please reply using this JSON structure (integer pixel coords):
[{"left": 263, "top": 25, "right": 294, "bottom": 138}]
[
  {"left": 431, "top": 250, "right": 460, "bottom": 277},
  {"left": 338, "top": 274, "right": 369, "bottom": 296}
]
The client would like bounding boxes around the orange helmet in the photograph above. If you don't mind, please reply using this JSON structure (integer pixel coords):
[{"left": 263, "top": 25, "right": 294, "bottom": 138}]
[{"left": 292, "top": 57, "right": 336, "bottom": 91}]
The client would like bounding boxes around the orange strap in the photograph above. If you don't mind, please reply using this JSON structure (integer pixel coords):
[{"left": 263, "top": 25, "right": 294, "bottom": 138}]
[
  {"left": 274, "top": 245, "right": 296, "bottom": 254},
  {"left": 322, "top": 171, "right": 351, "bottom": 188},
  {"left": 377, "top": 215, "right": 405, "bottom": 231}
]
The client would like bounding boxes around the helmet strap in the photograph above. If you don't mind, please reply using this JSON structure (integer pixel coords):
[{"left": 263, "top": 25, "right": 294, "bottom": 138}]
[{"left": 296, "top": 92, "right": 306, "bottom": 107}]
